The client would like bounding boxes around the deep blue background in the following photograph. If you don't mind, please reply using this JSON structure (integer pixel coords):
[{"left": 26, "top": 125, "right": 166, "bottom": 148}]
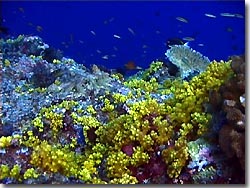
[{"left": 1, "top": 1, "right": 245, "bottom": 70}]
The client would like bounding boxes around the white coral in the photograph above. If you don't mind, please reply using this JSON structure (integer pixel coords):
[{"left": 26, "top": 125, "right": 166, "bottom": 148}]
[{"left": 165, "top": 44, "right": 210, "bottom": 78}]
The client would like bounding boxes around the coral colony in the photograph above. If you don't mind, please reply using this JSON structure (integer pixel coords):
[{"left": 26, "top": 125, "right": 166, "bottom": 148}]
[{"left": 0, "top": 35, "right": 245, "bottom": 184}]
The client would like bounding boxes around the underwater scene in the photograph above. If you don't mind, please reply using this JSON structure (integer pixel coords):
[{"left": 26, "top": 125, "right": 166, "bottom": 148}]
[{"left": 0, "top": 0, "right": 245, "bottom": 184}]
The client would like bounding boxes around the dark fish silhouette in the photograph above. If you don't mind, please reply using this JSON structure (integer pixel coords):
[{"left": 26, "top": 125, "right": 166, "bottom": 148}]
[
  {"left": 166, "top": 37, "right": 185, "bottom": 47},
  {"left": 0, "top": 1, "right": 9, "bottom": 35},
  {"left": 0, "top": 26, "right": 9, "bottom": 35}
]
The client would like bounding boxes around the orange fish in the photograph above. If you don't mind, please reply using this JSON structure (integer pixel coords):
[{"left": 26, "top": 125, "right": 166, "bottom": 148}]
[{"left": 125, "top": 61, "right": 142, "bottom": 70}]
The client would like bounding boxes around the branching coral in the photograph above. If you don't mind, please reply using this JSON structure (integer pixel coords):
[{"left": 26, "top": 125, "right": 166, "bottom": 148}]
[{"left": 30, "top": 140, "right": 80, "bottom": 177}]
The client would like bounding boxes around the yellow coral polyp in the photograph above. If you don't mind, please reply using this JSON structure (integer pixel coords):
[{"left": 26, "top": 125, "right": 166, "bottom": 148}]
[
  {"left": 23, "top": 168, "right": 39, "bottom": 179},
  {"left": 21, "top": 130, "right": 41, "bottom": 147},
  {"left": 0, "top": 136, "right": 12, "bottom": 148},
  {"left": 124, "top": 77, "right": 159, "bottom": 93},
  {"left": 128, "top": 98, "right": 164, "bottom": 118},
  {"left": 32, "top": 116, "right": 44, "bottom": 132},
  {"left": 30, "top": 141, "right": 80, "bottom": 177},
  {"left": 110, "top": 173, "right": 138, "bottom": 184},
  {"left": 10, "top": 164, "right": 21, "bottom": 179},
  {"left": 141, "top": 60, "right": 163, "bottom": 80},
  {"left": 86, "top": 105, "right": 97, "bottom": 115},
  {"left": 70, "top": 138, "right": 77, "bottom": 148},
  {"left": 91, "top": 177, "right": 108, "bottom": 184},
  {"left": 102, "top": 98, "right": 115, "bottom": 112},
  {"left": 4, "top": 59, "right": 11, "bottom": 67},
  {"left": 106, "top": 151, "right": 130, "bottom": 178},
  {"left": 54, "top": 79, "right": 61, "bottom": 86},
  {"left": 140, "top": 134, "right": 154, "bottom": 150},
  {"left": 131, "top": 146, "right": 149, "bottom": 166},
  {"left": 79, "top": 168, "right": 92, "bottom": 181},
  {"left": 52, "top": 59, "right": 61, "bottom": 64},
  {"left": 58, "top": 100, "right": 79, "bottom": 110},
  {"left": 83, "top": 160, "right": 97, "bottom": 174},
  {"left": 73, "top": 115, "right": 101, "bottom": 143},
  {"left": 44, "top": 111, "right": 63, "bottom": 134},
  {"left": 0, "top": 164, "right": 10, "bottom": 179},
  {"left": 112, "top": 93, "right": 128, "bottom": 104}
]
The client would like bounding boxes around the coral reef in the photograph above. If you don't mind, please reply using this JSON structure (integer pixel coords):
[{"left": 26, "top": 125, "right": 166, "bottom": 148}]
[{"left": 0, "top": 35, "right": 245, "bottom": 184}]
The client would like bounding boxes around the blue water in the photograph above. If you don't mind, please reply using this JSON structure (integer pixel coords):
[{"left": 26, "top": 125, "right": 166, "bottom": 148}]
[{"left": 1, "top": 1, "right": 245, "bottom": 70}]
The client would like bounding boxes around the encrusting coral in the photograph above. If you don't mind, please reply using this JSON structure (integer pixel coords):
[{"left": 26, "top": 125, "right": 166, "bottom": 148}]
[{"left": 208, "top": 55, "right": 245, "bottom": 176}]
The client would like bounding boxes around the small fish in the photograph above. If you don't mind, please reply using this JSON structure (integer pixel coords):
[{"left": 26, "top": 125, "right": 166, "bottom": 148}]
[
  {"left": 102, "top": 55, "right": 109, "bottom": 60},
  {"left": 113, "top": 46, "right": 118, "bottom": 51},
  {"left": 79, "top": 40, "right": 84, "bottom": 44},
  {"left": 109, "top": 17, "right": 115, "bottom": 22},
  {"left": 204, "top": 13, "right": 216, "bottom": 18},
  {"left": 231, "top": 44, "right": 238, "bottom": 51},
  {"left": 69, "top": 34, "right": 74, "bottom": 44},
  {"left": 182, "top": 37, "right": 195, "bottom": 41},
  {"left": 90, "top": 30, "right": 96, "bottom": 36},
  {"left": 27, "top": 22, "right": 34, "bottom": 27},
  {"left": 96, "top": 49, "right": 102, "bottom": 54},
  {"left": 113, "top": 34, "right": 121, "bottom": 39},
  {"left": 166, "top": 37, "right": 185, "bottom": 46},
  {"left": 128, "top": 27, "right": 135, "bottom": 35},
  {"left": 220, "top": 13, "right": 236, "bottom": 17},
  {"left": 176, "top": 16, "right": 188, "bottom": 23},
  {"left": 234, "top": 14, "right": 244, "bottom": 18},
  {"left": 103, "top": 17, "right": 115, "bottom": 25},
  {"left": 226, "top": 27, "right": 233, "bottom": 32},
  {"left": 61, "top": 42, "right": 69, "bottom": 48},
  {"left": 154, "top": 11, "right": 161, "bottom": 17},
  {"left": 18, "top": 7, "right": 25, "bottom": 13},
  {"left": 36, "top": 25, "right": 43, "bottom": 32},
  {"left": 0, "top": 26, "right": 9, "bottom": 35},
  {"left": 198, "top": 43, "right": 204, "bottom": 46},
  {"left": 142, "top": 45, "right": 148, "bottom": 49},
  {"left": 155, "top": 30, "right": 161, "bottom": 34}
]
